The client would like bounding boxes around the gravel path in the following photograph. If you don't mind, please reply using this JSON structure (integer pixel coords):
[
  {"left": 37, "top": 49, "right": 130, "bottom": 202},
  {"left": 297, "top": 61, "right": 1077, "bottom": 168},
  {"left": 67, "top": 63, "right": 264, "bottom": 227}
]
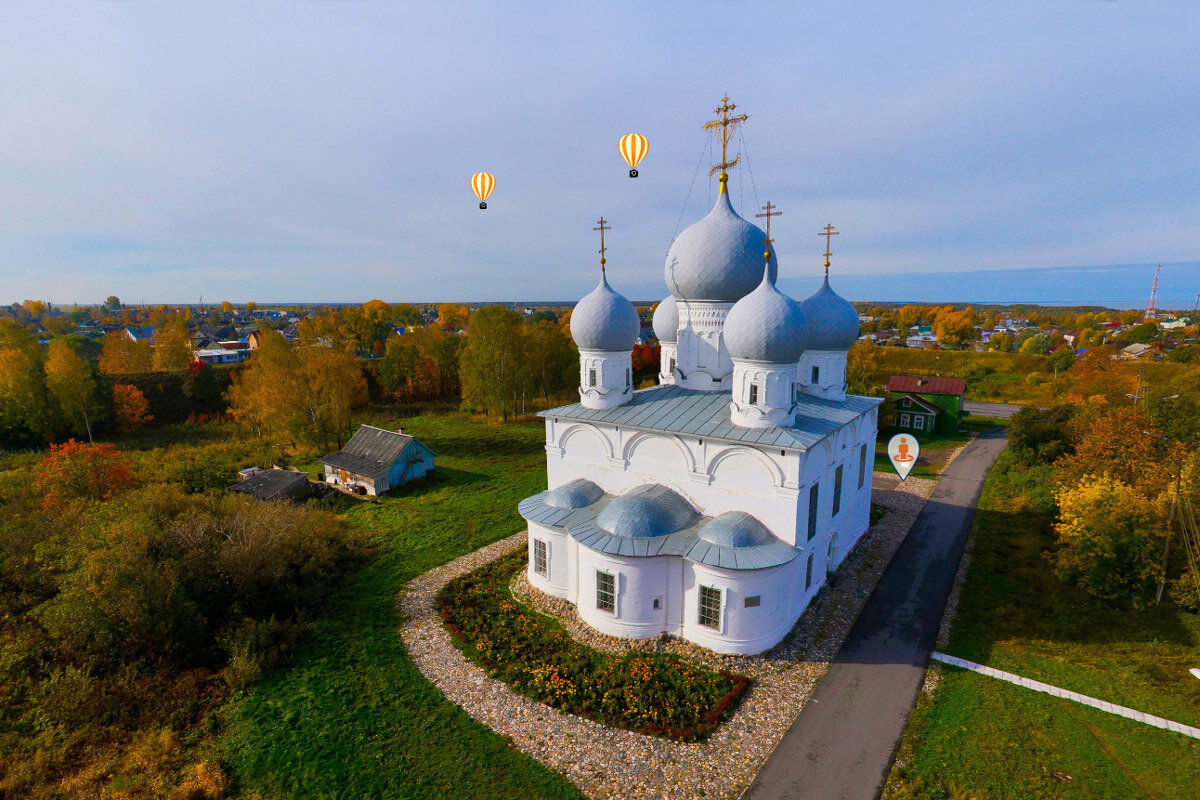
[{"left": 397, "top": 471, "right": 940, "bottom": 800}]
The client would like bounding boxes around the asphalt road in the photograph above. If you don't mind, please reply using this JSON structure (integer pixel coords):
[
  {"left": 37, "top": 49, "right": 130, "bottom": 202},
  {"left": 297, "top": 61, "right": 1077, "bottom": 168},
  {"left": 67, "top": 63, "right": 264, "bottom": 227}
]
[
  {"left": 742, "top": 427, "right": 1009, "bottom": 800},
  {"left": 964, "top": 400, "right": 1024, "bottom": 419}
]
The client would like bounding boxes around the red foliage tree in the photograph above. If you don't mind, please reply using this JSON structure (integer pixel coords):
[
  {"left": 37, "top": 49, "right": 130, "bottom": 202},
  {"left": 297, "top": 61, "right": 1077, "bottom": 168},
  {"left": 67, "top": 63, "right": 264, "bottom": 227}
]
[{"left": 34, "top": 440, "right": 138, "bottom": 508}]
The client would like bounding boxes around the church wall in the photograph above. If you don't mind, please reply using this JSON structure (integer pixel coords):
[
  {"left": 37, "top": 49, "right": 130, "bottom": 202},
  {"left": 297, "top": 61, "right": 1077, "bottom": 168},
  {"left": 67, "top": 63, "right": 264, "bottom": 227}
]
[
  {"left": 682, "top": 560, "right": 802, "bottom": 655},
  {"left": 526, "top": 522, "right": 570, "bottom": 598},
  {"left": 573, "top": 549, "right": 676, "bottom": 639},
  {"left": 675, "top": 301, "right": 734, "bottom": 390},
  {"left": 798, "top": 350, "right": 848, "bottom": 401}
]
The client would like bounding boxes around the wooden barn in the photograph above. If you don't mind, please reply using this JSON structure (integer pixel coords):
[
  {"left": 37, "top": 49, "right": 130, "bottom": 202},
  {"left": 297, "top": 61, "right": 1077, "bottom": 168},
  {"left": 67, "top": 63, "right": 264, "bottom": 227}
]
[{"left": 319, "top": 425, "right": 435, "bottom": 496}]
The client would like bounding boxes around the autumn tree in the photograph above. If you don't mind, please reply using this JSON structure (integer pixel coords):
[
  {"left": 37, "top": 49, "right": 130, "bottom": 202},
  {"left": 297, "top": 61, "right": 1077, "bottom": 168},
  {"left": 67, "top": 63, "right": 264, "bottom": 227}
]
[
  {"left": 297, "top": 348, "right": 367, "bottom": 447},
  {"left": 113, "top": 384, "right": 153, "bottom": 432},
  {"left": 438, "top": 302, "right": 470, "bottom": 331},
  {"left": 153, "top": 323, "right": 195, "bottom": 371},
  {"left": 1057, "top": 404, "right": 1175, "bottom": 497},
  {"left": 105, "top": 295, "right": 122, "bottom": 310},
  {"left": 846, "top": 339, "right": 883, "bottom": 396},
  {"left": 228, "top": 329, "right": 301, "bottom": 439},
  {"left": 0, "top": 320, "right": 49, "bottom": 445},
  {"left": 933, "top": 308, "right": 977, "bottom": 348},
  {"left": 524, "top": 319, "right": 578, "bottom": 400},
  {"left": 1053, "top": 476, "right": 1169, "bottom": 607},
  {"left": 99, "top": 330, "right": 153, "bottom": 374},
  {"left": 1018, "top": 333, "right": 1050, "bottom": 355},
  {"left": 460, "top": 306, "right": 526, "bottom": 419},
  {"left": 34, "top": 440, "right": 138, "bottom": 507},
  {"left": 45, "top": 338, "right": 98, "bottom": 442}
]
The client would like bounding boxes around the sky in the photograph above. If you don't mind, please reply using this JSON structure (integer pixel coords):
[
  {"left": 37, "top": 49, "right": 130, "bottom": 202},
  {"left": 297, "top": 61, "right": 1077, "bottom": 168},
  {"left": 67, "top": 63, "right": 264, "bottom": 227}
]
[{"left": 1, "top": 1, "right": 1198, "bottom": 308}]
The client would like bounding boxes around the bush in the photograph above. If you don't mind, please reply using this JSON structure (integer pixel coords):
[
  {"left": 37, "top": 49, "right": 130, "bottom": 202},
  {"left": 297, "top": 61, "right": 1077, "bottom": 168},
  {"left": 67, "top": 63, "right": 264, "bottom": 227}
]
[{"left": 436, "top": 547, "right": 751, "bottom": 741}]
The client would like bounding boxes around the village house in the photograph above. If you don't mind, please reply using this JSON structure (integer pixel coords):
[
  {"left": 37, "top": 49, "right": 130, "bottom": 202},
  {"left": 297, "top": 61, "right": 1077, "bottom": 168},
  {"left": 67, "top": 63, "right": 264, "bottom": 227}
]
[
  {"left": 319, "top": 424, "right": 436, "bottom": 496},
  {"left": 884, "top": 375, "right": 968, "bottom": 435}
]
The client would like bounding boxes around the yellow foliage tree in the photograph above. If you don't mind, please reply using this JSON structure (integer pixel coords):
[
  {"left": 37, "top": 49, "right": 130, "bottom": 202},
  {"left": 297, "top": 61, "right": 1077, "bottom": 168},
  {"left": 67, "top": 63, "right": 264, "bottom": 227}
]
[
  {"left": 1053, "top": 476, "right": 1168, "bottom": 606},
  {"left": 45, "top": 339, "right": 98, "bottom": 442},
  {"left": 153, "top": 324, "right": 195, "bottom": 371},
  {"left": 99, "top": 331, "right": 153, "bottom": 374}
]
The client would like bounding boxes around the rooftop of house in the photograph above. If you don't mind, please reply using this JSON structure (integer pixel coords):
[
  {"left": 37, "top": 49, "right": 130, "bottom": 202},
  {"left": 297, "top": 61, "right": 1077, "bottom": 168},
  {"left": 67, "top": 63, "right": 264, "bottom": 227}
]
[
  {"left": 539, "top": 384, "right": 880, "bottom": 453},
  {"left": 319, "top": 424, "right": 431, "bottom": 476},
  {"left": 885, "top": 376, "right": 968, "bottom": 396}
]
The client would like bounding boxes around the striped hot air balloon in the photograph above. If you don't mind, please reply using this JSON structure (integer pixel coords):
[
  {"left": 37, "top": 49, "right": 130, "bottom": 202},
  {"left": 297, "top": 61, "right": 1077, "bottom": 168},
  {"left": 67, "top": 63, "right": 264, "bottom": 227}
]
[
  {"left": 470, "top": 171, "right": 495, "bottom": 209},
  {"left": 618, "top": 133, "right": 649, "bottom": 178}
]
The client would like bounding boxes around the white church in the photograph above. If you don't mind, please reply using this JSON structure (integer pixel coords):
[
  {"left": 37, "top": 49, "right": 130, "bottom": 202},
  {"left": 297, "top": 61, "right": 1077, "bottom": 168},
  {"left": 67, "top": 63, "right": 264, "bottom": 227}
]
[{"left": 519, "top": 102, "right": 880, "bottom": 655}]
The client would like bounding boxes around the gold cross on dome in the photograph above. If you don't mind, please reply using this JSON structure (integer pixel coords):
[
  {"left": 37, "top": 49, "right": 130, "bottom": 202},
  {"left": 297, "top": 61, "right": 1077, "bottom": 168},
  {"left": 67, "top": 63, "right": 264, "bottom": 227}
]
[
  {"left": 819, "top": 223, "right": 839, "bottom": 275},
  {"left": 755, "top": 201, "right": 782, "bottom": 262},
  {"left": 594, "top": 217, "right": 610, "bottom": 274},
  {"left": 703, "top": 96, "right": 748, "bottom": 177}
]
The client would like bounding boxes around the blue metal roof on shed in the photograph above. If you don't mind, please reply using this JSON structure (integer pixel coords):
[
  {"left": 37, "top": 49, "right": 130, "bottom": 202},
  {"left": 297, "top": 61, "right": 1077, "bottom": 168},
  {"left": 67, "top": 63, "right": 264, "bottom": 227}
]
[{"left": 539, "top": 384, "right": 880, "bottom": 452}]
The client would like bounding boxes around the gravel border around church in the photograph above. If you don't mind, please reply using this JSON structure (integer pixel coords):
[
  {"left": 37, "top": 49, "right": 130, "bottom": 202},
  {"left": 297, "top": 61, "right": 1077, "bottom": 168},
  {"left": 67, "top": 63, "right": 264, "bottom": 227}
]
[{"left": 397, "top": 461, "right": 957, "bottom": 800}]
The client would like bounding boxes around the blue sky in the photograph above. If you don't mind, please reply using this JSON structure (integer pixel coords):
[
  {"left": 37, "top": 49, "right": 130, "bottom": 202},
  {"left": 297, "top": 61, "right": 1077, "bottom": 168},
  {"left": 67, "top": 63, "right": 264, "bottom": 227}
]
[{"left": 1, "top": 1, "right": 1197, "bottom": 307}]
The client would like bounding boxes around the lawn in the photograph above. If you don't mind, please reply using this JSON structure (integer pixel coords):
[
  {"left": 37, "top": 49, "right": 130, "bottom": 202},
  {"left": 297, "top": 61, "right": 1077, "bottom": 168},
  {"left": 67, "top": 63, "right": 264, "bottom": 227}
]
[
  {"left": 220, "top": 413, "right": 585, "bottom": 800},
  {"left": 883, "top": 447, "right": 1200, "bottom": 799}
]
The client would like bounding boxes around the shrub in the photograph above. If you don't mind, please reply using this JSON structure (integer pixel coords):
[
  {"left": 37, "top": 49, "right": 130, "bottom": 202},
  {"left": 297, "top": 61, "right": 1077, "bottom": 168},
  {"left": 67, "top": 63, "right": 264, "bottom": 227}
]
[{"left": 437, "top": 548, "right": 751, "bottom": 741}]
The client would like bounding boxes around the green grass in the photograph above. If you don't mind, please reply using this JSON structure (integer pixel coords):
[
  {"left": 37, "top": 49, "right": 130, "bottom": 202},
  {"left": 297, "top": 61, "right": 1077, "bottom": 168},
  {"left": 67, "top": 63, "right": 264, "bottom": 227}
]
[
  {"left": 884, "top": 447, "right": 1200, "bottom": 800},
  {"left": 220, "top": 413, "right": 585, "bottom": 800}
]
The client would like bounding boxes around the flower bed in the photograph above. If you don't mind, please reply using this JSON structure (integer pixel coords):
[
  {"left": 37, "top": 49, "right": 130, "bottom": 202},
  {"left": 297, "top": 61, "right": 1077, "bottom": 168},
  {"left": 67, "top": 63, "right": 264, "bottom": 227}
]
[{"left": 435, "top": 547, "right": 752, "bottom": 741}]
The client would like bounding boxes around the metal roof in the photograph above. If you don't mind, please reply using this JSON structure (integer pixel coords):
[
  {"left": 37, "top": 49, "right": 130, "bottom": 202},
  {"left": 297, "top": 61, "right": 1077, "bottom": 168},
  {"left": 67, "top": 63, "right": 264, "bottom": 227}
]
[
  {"left": 319, "top": 424, "right": 432, "bottom": 476},
  {"left": 539, "top": 384, "right": 880, "bottom": 452},
  {"left": 520, "top": 482, "right": 802, "bottom": 571},
  {"left": 885, "top": 376, "right": 967, "bottom": 396}
]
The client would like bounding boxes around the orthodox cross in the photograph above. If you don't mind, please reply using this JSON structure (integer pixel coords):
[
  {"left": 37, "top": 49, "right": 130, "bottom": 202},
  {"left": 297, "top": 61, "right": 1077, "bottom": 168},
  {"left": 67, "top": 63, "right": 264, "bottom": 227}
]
[
  {"left": 819, "top": 223, "right": 840, "bottom": 275},
  {"left": 594, "top": 217, "right": 610, "bottom": 275},
  {"left": 755, "top": 201, "right": 782, "bottom": 262},
  {"left": 703, "top": 96, "right": 748, "bottom": 177}
]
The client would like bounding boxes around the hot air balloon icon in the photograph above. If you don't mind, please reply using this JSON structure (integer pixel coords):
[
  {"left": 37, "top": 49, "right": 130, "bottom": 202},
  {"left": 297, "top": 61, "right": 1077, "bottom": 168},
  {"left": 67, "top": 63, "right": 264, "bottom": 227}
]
[
  {"left": 618, "top": 133, "right": 648, "bottom": 178},
  {"left": 470, "top": 172, "right": 495, "bottom": 209}
]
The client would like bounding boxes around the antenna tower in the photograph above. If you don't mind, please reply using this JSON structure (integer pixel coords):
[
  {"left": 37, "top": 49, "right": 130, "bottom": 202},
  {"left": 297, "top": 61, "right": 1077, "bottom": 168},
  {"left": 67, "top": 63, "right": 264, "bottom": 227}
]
[{"left": 1145, "top": 264, "right": 1161, "bottom": 321}]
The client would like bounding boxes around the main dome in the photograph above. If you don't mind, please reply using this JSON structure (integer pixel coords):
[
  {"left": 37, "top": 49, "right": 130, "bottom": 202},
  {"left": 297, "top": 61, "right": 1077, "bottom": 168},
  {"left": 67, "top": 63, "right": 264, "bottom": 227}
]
[
  {"left": 801, "top": 276, "right": 860, "bottom": 351},
  {"left": 570, "top": 274, "right": 641, "bottom": 352},
  {"left": 664, "top": 190, "right": 777, "bottom": 302},
  {"left": 651, "top": 295, "right": 678, "bottom": 343},
  {"left": 725, "top": 268, "right": 809, "bottom": 363}
]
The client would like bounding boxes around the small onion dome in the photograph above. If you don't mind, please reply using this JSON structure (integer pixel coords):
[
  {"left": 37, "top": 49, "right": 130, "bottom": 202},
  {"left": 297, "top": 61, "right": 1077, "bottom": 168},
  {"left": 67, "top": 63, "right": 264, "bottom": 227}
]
[
  {"left": 651, "top": 295, "right": 678, "bottom": 343},
  {"left": 569, "top": 274, "right": 641, "bottom": 352},
  {"left": 664, "top": 190, "right": 777, "bottom": 302},
  {"left": 801, "top": 275, "right": 860, "bottom": 351},
  {"left": 697, "top": 512, "right": 775, "bottom": 548},
  {"left": 724, "top": 267, "right": 809, "bottom": 363},
  {"left": 544, "top": 479, "right": 605, "bottom": 510},
  {"left": 596, "top": 487, "right": 694, "bottom": 538}
]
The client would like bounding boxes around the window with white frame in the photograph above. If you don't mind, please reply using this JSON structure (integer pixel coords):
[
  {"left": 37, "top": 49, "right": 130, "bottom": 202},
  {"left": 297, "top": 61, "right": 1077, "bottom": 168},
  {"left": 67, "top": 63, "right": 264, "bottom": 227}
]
[
  {"left": 811, "top": 365, "right": 820, "bottom": 384},
  {"left": 588, "top": 367, "right": 597, "bottom": 387},
  {"left": 698, "top": 585, "right": 721, "bottom": 629},
  {"left": 596, "top": 570, "right": 615, "bottom": 613},
  {"left": 914, "top": 414, "right": 925, "bottom": 430},
  {"left": 805, "top": 553, "right": 814, "bottom": 591},
  {"left": 902, "top": 397, "right": 911, "bottom": 407},
  {"left": 625, "top": 368, "right": 631, "bottom": 388},
  {"left": 748, "top": 383, "right": 759, "bottom": 404},
  {"left": 858, "top": 443, "right": 867, "bottom": 488},
  {"left": 532, "top": 539, "right": 548, "bottom": 576},
  {"left": 899, "top": 412, "right": 911, "bottom": 427},
  {"left": 669, "top": 357, "right": 676, "bottom": 372}
]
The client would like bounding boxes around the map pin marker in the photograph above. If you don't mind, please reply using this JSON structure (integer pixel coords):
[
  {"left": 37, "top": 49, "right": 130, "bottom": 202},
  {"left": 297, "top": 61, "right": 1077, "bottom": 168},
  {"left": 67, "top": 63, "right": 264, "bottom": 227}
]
[{"left": 887, "top": 433, "right": 920, "bottom": 481}]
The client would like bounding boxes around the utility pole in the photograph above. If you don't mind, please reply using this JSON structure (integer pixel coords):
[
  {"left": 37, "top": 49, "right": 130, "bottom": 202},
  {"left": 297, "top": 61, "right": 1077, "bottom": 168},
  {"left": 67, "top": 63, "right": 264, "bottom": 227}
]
[{"left": 1157, "top": 459, "right": 1183, "bottom": 605}]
